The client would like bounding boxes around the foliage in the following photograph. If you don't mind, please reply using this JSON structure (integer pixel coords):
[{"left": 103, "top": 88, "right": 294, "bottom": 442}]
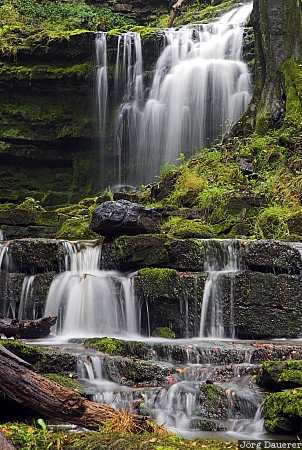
[
  {"left": 84, "top": 337, "right": 124, "bottom": 355},
  {"left": 0, "top": 0, "right": 134, "bottom": 55},
  {"left": 0, "top": 424, "right": 238, "bottom": 450}
]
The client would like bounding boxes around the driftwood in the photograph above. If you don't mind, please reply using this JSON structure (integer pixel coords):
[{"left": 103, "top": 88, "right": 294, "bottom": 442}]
[
  {"left": 168, "top": 0, "right": 188, "bottom": 27},
  {"left": 0, "top": 432, "right": 16, "bottom": 450},
  {"left": 0, "top": 350, "right": 146, "bottom": 432},
  {"left": 0, "top": 316, "right": 57, "bottom": 339}
]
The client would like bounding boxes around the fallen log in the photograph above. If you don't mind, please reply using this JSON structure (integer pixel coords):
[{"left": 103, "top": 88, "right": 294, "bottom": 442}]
[
  {"left": 0, "top": 351, "right": 147, "bottom": 432},
  {"left": 0, "top": 432, "right": 16, "bottom": 450},
  {"left": 0, "top": 316, "right": 57, "bottom": 339},
  {"left": 168, "top": 0, "right": 187, "bottom": 27}
]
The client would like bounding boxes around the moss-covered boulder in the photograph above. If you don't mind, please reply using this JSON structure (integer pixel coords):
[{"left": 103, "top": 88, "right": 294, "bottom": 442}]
[
  {"left": 1, "top": 340, "right": 77, "bottom": 374},
  {"left": 101, "top": 234, "right": 205, "bottom": 271},
  {"left": 257, "top": 360, "right": 302, "bottom": 391},
  {"left": 135, "top": 268, "right": 206, "bottom": 337},
  {"left": 263, "top": 388, "right": 302, "bottom": 435},
  {"left": 84, "top": 337, "right": 153, "bottom": 359},
  {"left": 2, "top": 239, "right": 66, "bottom": 273}
]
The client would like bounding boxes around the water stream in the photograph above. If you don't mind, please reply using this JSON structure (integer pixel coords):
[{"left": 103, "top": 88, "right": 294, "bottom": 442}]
[
  {"left": 95, "top": 2, "right": 253, "bottom": 186},
  {"left": 44, "top": 242, "right": 138, "bottom": 338},
  {"left": 200, "top": 240, "right": 240, "bottom": 338}
]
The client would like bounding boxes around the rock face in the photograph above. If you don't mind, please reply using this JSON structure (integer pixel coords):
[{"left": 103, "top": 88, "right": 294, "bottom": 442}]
[
  {"left": 134, "top": 269, "right": 206, "bottom": 337},
  {"left": 101, "top": 234, "right": 204, "bottom": 271},
  {"left": 1, "top": 239, "right": 65, "bottom": 273},
  {"left": 220, "top": 271, "right": 302, "bottom": 339},
  {"left": 90, "top": 200, "right": 162, "bottom": 237},
  {"left": 240, "top": 240, "right": 302, "bottom": 274}
]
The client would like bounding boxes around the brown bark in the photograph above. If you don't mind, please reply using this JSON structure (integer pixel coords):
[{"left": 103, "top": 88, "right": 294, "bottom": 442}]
[
  {"left": 0, "top": 432, "right": 16, "bottom": 450},
  {"left": 0, "top": 316, "right": 57, "bottom": 339},
  {"left": 168, "top": 0, "right": 187, "bottom": 27},
  {"left": 0, "top": 352, "right": 146, "bottom": 432}
]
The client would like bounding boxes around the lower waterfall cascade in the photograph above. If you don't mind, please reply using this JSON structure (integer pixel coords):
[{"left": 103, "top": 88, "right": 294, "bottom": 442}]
[
  {"left": 95, "top": 2, "right": 253, "bottom": 186},
  {"left": 200, "top": 240, "right": 240, "bottom": 339},
  {"left": 44, "top": 242, "right": 138, "bottom": 338}
]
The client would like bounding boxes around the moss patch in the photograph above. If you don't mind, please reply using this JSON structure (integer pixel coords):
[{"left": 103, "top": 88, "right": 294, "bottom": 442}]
[
  {"left": 0, "top": 424, "right": 237, "bottom": 450},
  {"left": 263, "top": 388, "right": 302, "bottom": 435},
  {"left": 44, "top": 373, "right": 83, "bottom": 394}
]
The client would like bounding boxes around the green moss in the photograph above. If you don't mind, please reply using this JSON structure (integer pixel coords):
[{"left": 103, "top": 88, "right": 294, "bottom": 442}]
[
  {"left": 0, "top": 62, "right": 93, "bottom": 81},
  {"left": 84, "top": 337, "right": 151, "bottom": 359},
  {"left": 259, "top": 360, "right": 302, "bottom": 389},
  {"left": 154, "top": 0, "right": 236, "bottom": 28},
  {"left": 84, "top": 337, "right": 124, "bottom": 356},
  {"left": 0, "top": 424, "right": 238, "bottom": 450},
  {"left": 44, "top": 373, "right": 83, "bottom": 394},
  {"left": 137, "top": 268, "right": 179, "bottom": 298},
  {"left": 281, "top": 59, "right": 302, "bottom": 130},
  {"left": 0, "top": 339, "right": 44, "bottom": 359},
  {"left": 152, "top": 327, "right": 176, "bottom": 339},
  {"left": 0, "top": 0, "right": 135, "bottom": 56},
  {"left": 56, "top": 216, "right": 97, "bottom": 240},
  {"left": 263, "top": 387, "right": 302, "bottom": 434}
]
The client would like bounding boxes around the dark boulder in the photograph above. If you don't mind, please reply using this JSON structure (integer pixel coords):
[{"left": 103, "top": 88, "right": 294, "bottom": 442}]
[{"left": 90, "top": 200, "right": 162, "bottom": 237}]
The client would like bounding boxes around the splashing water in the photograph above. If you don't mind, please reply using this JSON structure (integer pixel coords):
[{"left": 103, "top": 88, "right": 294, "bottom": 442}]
[
  {"left": 18, "top": 275, "right": 36, "bottom": 320},
  {"left": 44, "top": 242, "right": 138, "bottom": 338},
  {"left": 108, "top": 3, "right": 253, "bottom": 185},
  {"left": 200, "top": 240, "right": 240, "bottom": 339},
  {"left": 96, "top": 32, "right": 108, "bottom": 136}
]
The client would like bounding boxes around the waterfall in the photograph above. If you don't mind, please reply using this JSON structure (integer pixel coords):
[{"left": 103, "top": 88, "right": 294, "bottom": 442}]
[
  {"left": 200, "top": 240, "right": 240, "bottom": 339},
  {"left": 109, "top": 2, "right": 252, "bottom": 185},
  {"left": 96, "top": 32, "right": 108, "bottom": 136},
  {"left": 0, "top": 230, "right": 5, "bottom": 241},
  {"left": 18, "top": 275, "right": 36, "bottom": 320},
  {"left": 114, "top": 32, "right": 144, "bottom": 186},
  {"left": 44, "top": 242, "right": 138, "bottom": 338}
]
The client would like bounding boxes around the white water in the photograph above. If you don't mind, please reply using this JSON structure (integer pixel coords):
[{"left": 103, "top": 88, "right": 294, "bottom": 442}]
[
  {"left": 200, "top": 240, "right": 240, "bottom": 338},
  {"left": 0, "top": 230, "right": 5, "bottom": 241},
  {"left": 44, "top": 242, "right": 138, "bottom": 338},
  {"left": 18, "top": 275, "right": 36, "bottom": 320},
  {"left": 107, "top": 2, "right": 252, "bottom": 185},
  {"left": 96, "top": 32, "right": 108, "bottom": 136},
  {"left": 114, "top": 32, "right": 144, "bottom": 184}
]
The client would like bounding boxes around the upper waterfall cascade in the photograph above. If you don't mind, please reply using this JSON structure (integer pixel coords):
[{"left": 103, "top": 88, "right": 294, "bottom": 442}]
[
  {"left": 95, "top": 2, "right": 253, "bottom": 186},
  {"left": 44, "top": 242, "right": 138, "bottom": 338}
]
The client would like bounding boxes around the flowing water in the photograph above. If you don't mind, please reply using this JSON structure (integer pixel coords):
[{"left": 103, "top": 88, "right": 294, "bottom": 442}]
[
  {"left": 18, "top": 275, "right": 36, "bottom": 320},
  {"left": 95, "top": 3, "right": 253, "bottom": 186},
  {"left": 200, "top": 240, "right": 240, "bottom": 339},
  {"left": 44, "top": 242, "right": 138, "bottom": 338},
  {"left": 95, "top": 31, "right": 108, "bottom": 137},
  {"left": 77, "top": 349, "right": 266, "bottom": 439}
]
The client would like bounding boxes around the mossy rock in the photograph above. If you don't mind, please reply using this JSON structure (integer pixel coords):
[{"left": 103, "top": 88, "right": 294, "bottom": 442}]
[
  {"left": 263, "top": 387, "right": 302, "bottom": 435},
  {"left": 161, "top": 217, "right": 214, "bottom": 239},
  {"left": 257, "top": 360, "right": 302, "bottom": 391},
  {"left": 135, "top": 268, "right": 206, "bottom": 338},
  {"left": 101, "top": 234, "right": 205, "bottom": 272},
  {"left": 1, "top": 340, "right": 77, "bottom": 374},
  {"left": 152, "top": 327, "right": 176, "bottom": 339},
  {"left": 83, "top": 337, "right": 152, "bottom": 359}
]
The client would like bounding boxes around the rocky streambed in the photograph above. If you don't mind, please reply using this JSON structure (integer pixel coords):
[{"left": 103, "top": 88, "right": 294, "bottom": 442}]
[{"left": 1, "top": 236, "right": 302, "bottom": 439}]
